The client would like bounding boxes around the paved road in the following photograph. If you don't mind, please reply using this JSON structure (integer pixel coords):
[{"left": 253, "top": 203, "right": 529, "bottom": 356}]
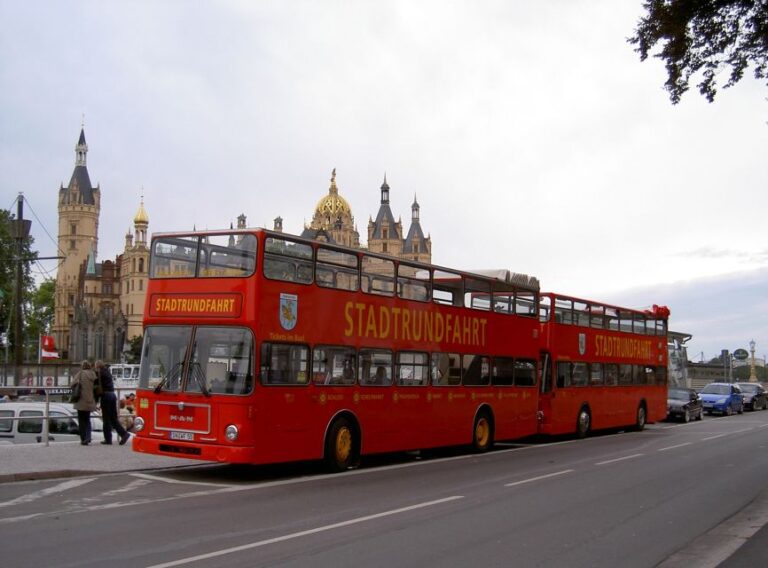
[{"left": 1, "top": 416, "right": 767, "bottom": 567}]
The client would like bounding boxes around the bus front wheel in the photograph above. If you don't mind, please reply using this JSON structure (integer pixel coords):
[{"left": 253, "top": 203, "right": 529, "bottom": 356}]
[{"left": 324, "top": 417, "right": 359, "bottom": 473}]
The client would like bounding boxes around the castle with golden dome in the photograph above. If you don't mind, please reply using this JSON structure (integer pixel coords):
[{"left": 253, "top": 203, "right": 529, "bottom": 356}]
[
  {"left": 299, "top": 169, "right": 431, "bottom": 265},
  {"left": 52, "top": 127, "right": 150, "bottom": 361}
]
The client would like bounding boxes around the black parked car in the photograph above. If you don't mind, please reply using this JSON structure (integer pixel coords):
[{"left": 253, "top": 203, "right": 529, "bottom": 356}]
[
  {"left": 734, "top": 383, "right": 767, "bottom": 411},
  {"left": 667, "top": 387, "right": 704, "bottom": 422}
]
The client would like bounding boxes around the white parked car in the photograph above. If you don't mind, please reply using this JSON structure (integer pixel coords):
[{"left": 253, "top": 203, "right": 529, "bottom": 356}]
[{"left": 0, "top": 401, "right": 103, "bottom": 444}]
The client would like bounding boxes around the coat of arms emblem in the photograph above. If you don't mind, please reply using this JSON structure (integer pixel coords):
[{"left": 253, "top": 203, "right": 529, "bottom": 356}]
[
  {"left": 578, "top": 332, "right": 586, "bottom": 356},
  {"left": 279, "top": 293, "right": 298, "bottom": 330}
]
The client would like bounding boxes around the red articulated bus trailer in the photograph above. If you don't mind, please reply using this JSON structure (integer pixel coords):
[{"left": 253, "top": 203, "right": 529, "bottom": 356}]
[{"left": 537, "top": 294, "right": 669, "bottom": 437}]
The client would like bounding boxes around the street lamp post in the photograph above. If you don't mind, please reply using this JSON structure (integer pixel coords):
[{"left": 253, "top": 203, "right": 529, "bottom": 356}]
[{"left": 749, "top": 339, "right": 757, "bottom": 382}]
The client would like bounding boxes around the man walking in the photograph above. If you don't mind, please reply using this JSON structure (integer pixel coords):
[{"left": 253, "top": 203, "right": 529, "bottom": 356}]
[{"left": 95, "top": 361, "right": 131, "bottom": 445}]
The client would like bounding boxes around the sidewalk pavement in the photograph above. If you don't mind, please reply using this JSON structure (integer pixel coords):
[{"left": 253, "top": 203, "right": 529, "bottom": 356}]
[{"left": 0, "top": 438, "right": 201, "bottom": 483}]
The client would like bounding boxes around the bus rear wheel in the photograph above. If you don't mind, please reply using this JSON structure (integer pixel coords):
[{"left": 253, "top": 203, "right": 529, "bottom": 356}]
[
  {"left": 576, "top": 407, "right": 590, "bottom": 439},
  {"left": 324, "top": 417, "right": 359, "bottom": 473},
  {"left": 472, "top": 411, "right": 494, "bottom": 453},
  {"left": 635, "top": 404, "right": 647, "bottom": 431}
]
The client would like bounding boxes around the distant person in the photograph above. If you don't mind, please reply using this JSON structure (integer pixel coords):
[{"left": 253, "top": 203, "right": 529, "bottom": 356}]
[
  {"left": 95, "top": 361, "right": 131, "bottom": 445},
  {"left": 118, "top": 399, "right": 135, "bottom": 432},
  {"left": 72, "top": 360, "right": 98, "bottom": 445}
]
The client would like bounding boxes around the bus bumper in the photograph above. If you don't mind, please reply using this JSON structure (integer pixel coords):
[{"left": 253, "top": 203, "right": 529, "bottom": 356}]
[{"left": 133, "top": 436, "right": 258, "bottom": 464}]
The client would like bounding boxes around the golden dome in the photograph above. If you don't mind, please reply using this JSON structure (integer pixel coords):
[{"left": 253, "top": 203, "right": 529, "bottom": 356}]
[
  {"left": 314, "top": 168, "right": 352, "bottom": 219},
  {"left": 134, "top": 197, "right": 149, "bottom": 225}
]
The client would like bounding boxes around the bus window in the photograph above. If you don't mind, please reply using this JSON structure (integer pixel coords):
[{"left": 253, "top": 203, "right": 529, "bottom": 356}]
[
  {"left": 571, "top": 363, "right": 588, "bottom": 386},
  {"left": 465, "top": 278, "right": 491, "bottom": 311},
  {"left": 150, "top": 235, "right": 198, "bottom": 278},
  {"left": 574, "top": 301, "right": 590, "bottom": 326},
  {"left": 264, "top": 237, "right": 313, "bottom": 284},
  {"left": 618, "top": 311, "right": 633, "bottom": 333},
  {"left": 491, "top": 356, "right": 515, "bottom": 386},
  {"left": 316, "top": 246, "right": 359, "bottom": 292},
  {"left": 590, "top": 363, "right": 604, "bottom": 385},
  {"left": 493, "top": 293, "right": 513, "bottom": 314},
  {"left": 397, "top": 264, "right": 430, "bottom": 302},
  {"left": 514, "top": 359, "right": 537, "bottom": 386},
  {"left": 539, "top": 295, "right": 552, "bottom": 322},
  {"left": 432, "top": 270, "right": 463, "bottom": 307},
  {"left": 199, "top": 234, "right": 257, "bottom": 278},
  {"left": 260, "top": 343, "right": 310, "bottom": 385},
  {"left": 312, "top": 346, "right": 356, "bottom": 386},
  {"left": 589, "top": 305, "right": 605, "bottom": 329},
  {"left": 618, "top": 364, "right": 633, "bottom": 385},
  {"left": 462, "top": 355, "right": 490, "bottom": 386},
  {"left": 515, "top": 291, "right": 537, "bottom": 317},
  {"left": 359, "top": 349, "right": 393, "bottom": 386},
  {"left": 431, "top": 352, "right": 461, "bottom": 386},
  {"left": 396, "top": 352, "right": 429, "bottom": 386},
  {"left": 187, "top": 327, "right": 254, "bottom": 395},
  {"left": 556, "top": 362, "right": 569, "bottom": 388},
  {"left": 555, "top": 297, "right": 573, "bottom": 324},
  {"left": 361, "top": 256, "right": 395, "bottom": 297},
  {"left": 140, "top": 326, "right": 193, "bottom": 390},
  {"left": 604, "top": 364, "right": 618, "bottom": 386}
]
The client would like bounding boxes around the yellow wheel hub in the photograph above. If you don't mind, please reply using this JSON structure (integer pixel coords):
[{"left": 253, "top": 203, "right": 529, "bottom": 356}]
[{"left": 336, "top": 427, "right": 352, "bottom": 462}]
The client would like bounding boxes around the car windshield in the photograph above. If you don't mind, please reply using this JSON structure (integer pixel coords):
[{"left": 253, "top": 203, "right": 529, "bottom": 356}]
[
  {"left": 736, "top": 384, "right": 758, "bottom": 393},
  {"left": 701, "top": 384, "right": 730, "bottom": 395},
  {"left": 668, "top": 389, "right": 690, "bottom": 400}
]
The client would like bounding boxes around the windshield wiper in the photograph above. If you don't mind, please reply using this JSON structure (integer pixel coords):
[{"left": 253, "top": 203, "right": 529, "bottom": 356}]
[
  {"left": 154, "top": 361, "right": 183, "bottom": 393},
  {"left": 189, "top": 362, "right": 211, "bottom": 397}
]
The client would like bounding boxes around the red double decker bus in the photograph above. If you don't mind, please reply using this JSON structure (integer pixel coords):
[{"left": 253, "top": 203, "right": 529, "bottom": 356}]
[
  {"left": 537, "top": 294, "right": 669, "bottom": 437},
  {"left": 132, "top": 229, "right": 543, "bottom": 470}
]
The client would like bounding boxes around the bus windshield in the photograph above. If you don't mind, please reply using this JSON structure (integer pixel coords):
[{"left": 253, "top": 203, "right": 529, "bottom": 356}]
[{"left": 139, "top": 326, "right": 254, "bottom": 395}]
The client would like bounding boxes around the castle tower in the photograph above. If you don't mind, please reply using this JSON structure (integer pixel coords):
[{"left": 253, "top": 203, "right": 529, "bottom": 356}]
[
  {"left": 53, "top": 127, "right": 101, "bottom": 359},
  {"left": 403, "top": 194, "right": 431, "bottom": 264},
  {"left": 367, "top": 174, "right": 403, "bottom": 257},
  {"left": 119, "top": 195, "right": 150, "bottom": 342}
]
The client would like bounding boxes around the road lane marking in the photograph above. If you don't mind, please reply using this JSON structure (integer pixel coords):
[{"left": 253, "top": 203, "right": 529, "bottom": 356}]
[
  {"left": 658, "top": 442, "right": 693, "bottom": 452},
  {"left": 0, "top": 478, "right": 95, "bottom": 509},
  {"left": 146, "top": 495, "right": 465, "bottom": 568},
  {"left": 701, "top": 433, "right": 728, "bottom": 441},
  {"left": 504, "top": 469, "right": 574, "bottom": 487},
  {"left": 131, "top": 472, "right": 237, "bottom": 488},
  {"left": 595, "top": 453, "right": 644, "bottom": 466}
]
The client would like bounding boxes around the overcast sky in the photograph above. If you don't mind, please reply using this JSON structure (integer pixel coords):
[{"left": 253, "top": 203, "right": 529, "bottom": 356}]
[{"left": 1, "top": 1, "right": 766, "bottom": 362}]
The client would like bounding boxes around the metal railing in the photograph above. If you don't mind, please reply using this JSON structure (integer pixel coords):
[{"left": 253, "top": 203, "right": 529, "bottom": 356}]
[{"left": 0, "top": 385, "right": 137, "bottom": 447}]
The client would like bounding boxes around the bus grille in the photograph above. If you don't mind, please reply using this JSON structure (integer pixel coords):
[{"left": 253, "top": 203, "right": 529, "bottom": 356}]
[{"left": 159, "top": 444, "right": 202, "bottom": 456}]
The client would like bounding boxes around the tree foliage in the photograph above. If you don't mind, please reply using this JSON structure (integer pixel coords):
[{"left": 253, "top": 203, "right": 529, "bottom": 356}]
[
  {"left": 0, "top": 208, "right": 36, "bottom": 354},
  {"left": 126, "top": 335, "right": 143, "bottom": 364},
  {"left": 25, "top": 279, "right": 55, "bottom": 344},
  {"left": 629, "top": 0, "right": 768, "bottom": 103}
]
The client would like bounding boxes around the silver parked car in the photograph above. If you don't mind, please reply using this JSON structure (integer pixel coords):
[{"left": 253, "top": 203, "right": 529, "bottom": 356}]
[{"left": 0, "top": 401, "right": 103, "bottom": 444}]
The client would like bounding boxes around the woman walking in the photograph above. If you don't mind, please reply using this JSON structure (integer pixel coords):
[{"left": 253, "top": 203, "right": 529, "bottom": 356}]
[{"left": 72, "top": 360, "right": 98, "bottom": 445}]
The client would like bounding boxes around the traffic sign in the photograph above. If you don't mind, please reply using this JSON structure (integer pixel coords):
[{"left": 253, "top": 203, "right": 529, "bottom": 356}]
[{"left": 733, "top": 348, "right": 749, "bottom": 361}]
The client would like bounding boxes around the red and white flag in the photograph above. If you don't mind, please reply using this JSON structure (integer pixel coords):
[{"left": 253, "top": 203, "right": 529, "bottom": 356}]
[{"left": 41, "top": 335, "right": 59, "bottom": 359}]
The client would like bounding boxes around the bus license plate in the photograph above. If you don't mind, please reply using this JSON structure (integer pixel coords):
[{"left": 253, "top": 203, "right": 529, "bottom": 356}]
[{"left": 170, "top": 431, "right": 194, "bottom": 441}]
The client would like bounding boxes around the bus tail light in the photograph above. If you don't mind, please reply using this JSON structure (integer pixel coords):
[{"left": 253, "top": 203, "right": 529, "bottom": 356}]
[{"left": 225, "top": 425, "right": 239, "bottom": 441}]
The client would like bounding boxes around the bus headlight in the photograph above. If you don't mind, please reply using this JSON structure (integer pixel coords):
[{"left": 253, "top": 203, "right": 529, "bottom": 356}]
[
  {"left": 134, "top": 417, "right": 145, "bottom": 432},
  {"left": 225, "top": 425, "right": 239, "bottom": 441}
]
